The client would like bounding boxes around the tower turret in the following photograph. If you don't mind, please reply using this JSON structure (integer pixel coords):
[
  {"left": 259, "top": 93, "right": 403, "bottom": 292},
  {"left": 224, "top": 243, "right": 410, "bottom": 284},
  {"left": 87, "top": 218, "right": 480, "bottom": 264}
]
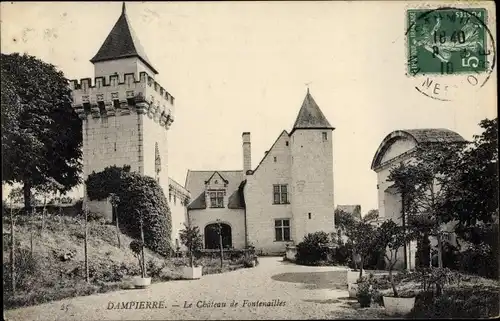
[
  {"left": 290, "top": 90, "right": 335, "bottom": 241},
  {"left": 71, "top": 3, "right": 175, "bottom": 220}
]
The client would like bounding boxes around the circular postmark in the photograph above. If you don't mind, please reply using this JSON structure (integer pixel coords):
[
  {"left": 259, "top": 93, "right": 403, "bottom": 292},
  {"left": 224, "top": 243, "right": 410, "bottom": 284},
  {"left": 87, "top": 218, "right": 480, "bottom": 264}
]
[{"left": 405, "top": 6, "right": 496, "bottom": 101}]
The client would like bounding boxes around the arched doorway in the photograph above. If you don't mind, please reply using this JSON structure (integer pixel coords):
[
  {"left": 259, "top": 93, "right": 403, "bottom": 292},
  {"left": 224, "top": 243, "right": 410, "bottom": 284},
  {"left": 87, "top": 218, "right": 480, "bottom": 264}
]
[{"left": 204, "top": 223, "right": 232, "bottom": 249}]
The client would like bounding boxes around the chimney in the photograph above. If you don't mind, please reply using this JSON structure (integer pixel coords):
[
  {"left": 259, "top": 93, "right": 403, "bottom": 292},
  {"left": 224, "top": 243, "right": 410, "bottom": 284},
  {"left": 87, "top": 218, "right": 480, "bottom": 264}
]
[{"left": 242, "top": 132, "right": 251, "bottom": 174}]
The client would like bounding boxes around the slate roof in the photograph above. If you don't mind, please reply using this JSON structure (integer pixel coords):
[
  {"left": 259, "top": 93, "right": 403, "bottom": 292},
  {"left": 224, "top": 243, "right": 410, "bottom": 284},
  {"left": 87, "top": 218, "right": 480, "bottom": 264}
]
[
  {"left": 291, "top": 90, "right": 334, "bottom": 134},
  {"left": 402, "top": 128, "right": 466, "bottom": 144},
  {"left": 90, "top": 3, "right": 158, "bottom": 74},
  {"left": 336, "top": 205, "right": 362, "bottom": 220},
  {"left": 371, "top": 128, "right": 467, "bottom": 170},
  {"left": 185, "top": 170, "right": 246, "bottom": 210}
]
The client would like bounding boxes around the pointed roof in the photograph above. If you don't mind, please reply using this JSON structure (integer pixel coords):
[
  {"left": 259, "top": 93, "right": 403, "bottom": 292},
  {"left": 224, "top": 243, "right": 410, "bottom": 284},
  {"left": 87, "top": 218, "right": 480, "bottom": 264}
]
[
  {"left": 90, "top": 3, "right": 158, "bottom": 74},
  {"left": 291, "top": 89, "right": 334, "bottom": 133}
]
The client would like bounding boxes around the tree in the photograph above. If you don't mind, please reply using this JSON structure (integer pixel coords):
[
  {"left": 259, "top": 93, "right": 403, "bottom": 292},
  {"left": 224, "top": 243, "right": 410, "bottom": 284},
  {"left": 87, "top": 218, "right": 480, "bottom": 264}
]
[
  {"left": 109, "top": 193, "right": 121, "bottom": 248},
  {"left": 33, "top": 179, "right": 64, "bottom": 236},
  {"left": 441, "top": 118, "right": 498, "bottom": 237},
  {"left": 1, "top": 53, "right": 82, "bottom": 211},
  {"left": 83, "top": 203, "right": 89, "bottom": 283},
  {"left": 7, "top": 187, "right": 23, "bottom": 295},
  {"left": 377, "top": 220, "right": 410, "bottom": 297},
  {"left": 344, "top": 213, "right": 380, "bottom": 279},
  {"left": 364, "top": 209, "right": 379, "bottom": 222},
  {"left": 86, "top": 166, "right": 173, "bottom": 256},
  {"left": 387, "top": 142, "right": 465, "bottom": 269},
  {"left": 179, "top": 221, "right": 203, "bottom": 268}
]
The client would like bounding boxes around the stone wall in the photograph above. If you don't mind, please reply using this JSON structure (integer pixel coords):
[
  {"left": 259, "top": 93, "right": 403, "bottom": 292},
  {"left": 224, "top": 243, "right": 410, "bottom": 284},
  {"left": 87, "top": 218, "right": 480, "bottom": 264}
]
[
  {"left": 244, "top": 131, "right": 293, "bottom": 254},
  {"left": 290, "top": 129, "right": 335, "bottom": 242}
]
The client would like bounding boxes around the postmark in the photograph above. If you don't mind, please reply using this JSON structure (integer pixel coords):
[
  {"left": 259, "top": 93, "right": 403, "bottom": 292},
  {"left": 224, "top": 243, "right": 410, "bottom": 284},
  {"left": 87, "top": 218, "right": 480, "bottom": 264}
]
[{"left": 405, "top": 6, "right": 496, "bottom": 101}]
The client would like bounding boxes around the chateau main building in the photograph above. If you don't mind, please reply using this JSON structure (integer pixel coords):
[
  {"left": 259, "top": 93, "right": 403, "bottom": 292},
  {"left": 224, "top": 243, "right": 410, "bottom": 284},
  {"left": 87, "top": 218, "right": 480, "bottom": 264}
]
[{"left": 72, "top": 4, "right": 336, "bottom": 254}]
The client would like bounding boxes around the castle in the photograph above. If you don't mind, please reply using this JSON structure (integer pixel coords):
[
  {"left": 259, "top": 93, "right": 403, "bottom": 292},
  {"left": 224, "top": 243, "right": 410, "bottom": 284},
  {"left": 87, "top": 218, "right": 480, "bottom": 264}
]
[
  {"left": 71, "top": 3, "right": 336, "bottom": 254},
  {"left": 70, "top": 3, "right": 190, "bottom": 247}
]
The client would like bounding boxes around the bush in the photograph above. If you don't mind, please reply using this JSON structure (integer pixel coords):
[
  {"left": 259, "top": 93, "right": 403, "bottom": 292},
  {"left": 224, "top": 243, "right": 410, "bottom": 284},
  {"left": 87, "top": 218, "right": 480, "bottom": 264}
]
[
  {"left": 86, "top": 166, "right": 173, "bottom": 256},
  {"left": 408, "top": 287, "right": 499, "bottom": 318},
  {"left": 330, "top": 242, "right": 351, "bottom": 266},
  {"left": 356, "top": 274, "right": 377, "bottom": 308},
  {"left": 296, "top": 231, "right": 332, "bottom": 266},
  {"left": 3, "top": 247, "right": 40, "bottom": 292},
  {"left": 458, "top": 245, "right": 498, "bottom": 279}
]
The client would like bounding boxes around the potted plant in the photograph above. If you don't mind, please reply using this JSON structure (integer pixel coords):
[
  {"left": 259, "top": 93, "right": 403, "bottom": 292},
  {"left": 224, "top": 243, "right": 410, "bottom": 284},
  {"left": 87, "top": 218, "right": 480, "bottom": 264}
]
[
  {"left": 129, "top": 215, "right": 150, "bottom": 288},
  {"left": 179, "top": 220, "right": 203, "bottom": 279},
  {"left": 378, "top": 220, "right": 415, "bottom": 316},
  {"left": 356, "top": 274, "right": 376, "bottom": 307}
]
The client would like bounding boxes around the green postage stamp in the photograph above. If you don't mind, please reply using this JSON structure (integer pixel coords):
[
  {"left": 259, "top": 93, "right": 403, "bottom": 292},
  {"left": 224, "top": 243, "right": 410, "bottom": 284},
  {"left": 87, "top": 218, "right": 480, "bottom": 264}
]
[{"left": 407, "top": 8, "right": 489, "bottom": 76}]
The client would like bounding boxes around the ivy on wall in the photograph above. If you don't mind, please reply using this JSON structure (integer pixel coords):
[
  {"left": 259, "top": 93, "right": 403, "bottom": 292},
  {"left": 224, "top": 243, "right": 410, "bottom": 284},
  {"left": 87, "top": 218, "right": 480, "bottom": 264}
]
[{"left": 85, "top": 165, "right": 173, "bottom": 256}]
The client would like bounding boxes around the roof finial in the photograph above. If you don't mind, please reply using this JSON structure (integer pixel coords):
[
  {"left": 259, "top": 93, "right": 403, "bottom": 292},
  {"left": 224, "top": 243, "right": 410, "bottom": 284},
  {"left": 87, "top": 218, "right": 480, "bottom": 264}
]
[
  {"left": 122, "top": 2, "right": 126, "bottom": 14},
  {"left": 305, "top": 81, "right": 312, "bottom": 94}
]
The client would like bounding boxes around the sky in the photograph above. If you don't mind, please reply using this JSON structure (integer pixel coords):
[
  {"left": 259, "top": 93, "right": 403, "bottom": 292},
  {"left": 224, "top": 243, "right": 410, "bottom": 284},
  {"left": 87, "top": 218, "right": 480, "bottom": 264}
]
[{"left": 1, "top": 1, "right": 497, "bottom": 212}]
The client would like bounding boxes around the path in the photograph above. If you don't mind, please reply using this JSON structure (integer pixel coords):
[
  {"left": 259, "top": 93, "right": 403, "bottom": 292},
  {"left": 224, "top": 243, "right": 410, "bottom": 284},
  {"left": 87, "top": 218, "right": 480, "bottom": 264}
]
[{"left": 4, "top": 257, "right": 385, "bottom": 320}]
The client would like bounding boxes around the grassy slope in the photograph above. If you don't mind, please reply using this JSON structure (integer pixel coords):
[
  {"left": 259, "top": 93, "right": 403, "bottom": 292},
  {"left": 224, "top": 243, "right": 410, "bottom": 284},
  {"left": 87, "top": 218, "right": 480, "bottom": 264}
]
[
  {"left": 3, "top": 214, "right": 169, "bottom": 309},
  {"left": 3, "top": 213, "right": 249, "bottom": 310}
]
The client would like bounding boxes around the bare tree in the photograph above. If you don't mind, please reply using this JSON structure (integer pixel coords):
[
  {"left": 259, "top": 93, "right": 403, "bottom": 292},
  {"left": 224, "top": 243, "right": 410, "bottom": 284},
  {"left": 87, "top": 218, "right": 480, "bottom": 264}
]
[
  {"left": 109, "top": 193, "right": 121, "bottom": 248},
  {"left": 7, "top": 187, "right": 22, "bottom": 295},
  {"left": 83, "top": 203, "right": 89, "bottom": 283}
]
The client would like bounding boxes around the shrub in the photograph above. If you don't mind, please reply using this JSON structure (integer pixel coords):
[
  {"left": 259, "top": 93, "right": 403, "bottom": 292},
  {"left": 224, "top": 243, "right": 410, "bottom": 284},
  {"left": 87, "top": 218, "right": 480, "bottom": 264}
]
[
  {"left": 458, "top": 244, "right": 498, "bottom": 279},
  {"left": 356, "top": 274, "right": 377, "bottom": 307},
  {"left": 296, "top": 231, "right": 332, "bottom": 266},
  {"left": 408, "top": 287, "right": 499, "bottom": 318},
  {"left": 3, "top": 247, "right": 40, "bottom": 292},
  {"left": 86, "top": 166, "right": 172, "bottom": 256},
  {"left": 330, "top": 242, "right": 351, "bottom": 266}
]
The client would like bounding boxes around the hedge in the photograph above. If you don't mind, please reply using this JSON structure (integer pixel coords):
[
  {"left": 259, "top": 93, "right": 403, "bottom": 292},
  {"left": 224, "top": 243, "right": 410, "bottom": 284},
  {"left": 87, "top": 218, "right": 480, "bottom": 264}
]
[{"left": 85, "top": 166, "right": 172, "bottom": 256}]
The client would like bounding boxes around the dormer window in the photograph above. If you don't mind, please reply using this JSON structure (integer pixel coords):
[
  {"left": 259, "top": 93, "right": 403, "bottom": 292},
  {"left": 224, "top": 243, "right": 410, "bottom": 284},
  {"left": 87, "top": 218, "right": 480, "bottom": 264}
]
[{"left": 209, "top": 190, "right": 224, "bottom": 208}]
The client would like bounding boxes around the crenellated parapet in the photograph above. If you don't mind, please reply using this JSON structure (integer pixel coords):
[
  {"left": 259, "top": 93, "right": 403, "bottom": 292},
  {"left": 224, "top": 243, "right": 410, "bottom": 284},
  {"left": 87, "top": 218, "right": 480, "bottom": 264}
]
[{"left": 70, "top": 71, "right": 175, "bottom": 130}]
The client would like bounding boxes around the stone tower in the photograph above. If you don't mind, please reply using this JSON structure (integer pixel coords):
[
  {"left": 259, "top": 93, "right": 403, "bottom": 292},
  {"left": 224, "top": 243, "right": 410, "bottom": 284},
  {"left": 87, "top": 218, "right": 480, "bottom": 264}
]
[
  {"left": 70, "top": 3, "right": 175, "bottom": 219},
  {"left": 290, "top": 89, "right": 335, "bottom": 241}
]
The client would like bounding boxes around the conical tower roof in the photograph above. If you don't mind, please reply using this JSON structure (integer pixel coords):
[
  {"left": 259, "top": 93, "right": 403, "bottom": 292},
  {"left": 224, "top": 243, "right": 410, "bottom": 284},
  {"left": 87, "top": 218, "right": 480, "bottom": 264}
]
[
  {"left": 291, "top": 89, "right": 334, "bottom": 133},
  {"left": 90, "top": 3, "right": 158, "bottom": 74}
]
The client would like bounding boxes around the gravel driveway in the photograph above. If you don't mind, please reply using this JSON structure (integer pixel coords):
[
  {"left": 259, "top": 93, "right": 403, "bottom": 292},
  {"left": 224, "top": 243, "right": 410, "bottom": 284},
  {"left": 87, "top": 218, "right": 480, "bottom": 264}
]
[{"left": 4, "top": 257, "right": 366, "bottom": 320}]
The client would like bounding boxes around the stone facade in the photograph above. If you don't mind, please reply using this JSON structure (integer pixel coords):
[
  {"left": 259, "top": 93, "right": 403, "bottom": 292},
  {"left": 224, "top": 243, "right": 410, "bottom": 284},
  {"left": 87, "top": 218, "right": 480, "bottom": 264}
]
[
  {"left": 71, "top": 4, "right": 188, "bottom": 247},
  {"left": 186, "top": 91, "right": 336, "bottom": 255}
]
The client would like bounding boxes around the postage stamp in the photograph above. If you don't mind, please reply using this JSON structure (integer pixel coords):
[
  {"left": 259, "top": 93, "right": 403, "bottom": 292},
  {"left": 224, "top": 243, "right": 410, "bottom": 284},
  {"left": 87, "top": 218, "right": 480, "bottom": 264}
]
[
  {"left": 406, "top": 6, "right": 496, "bottom": 101},
  {"left": 407, "top": 8, "right": 488, "bottom": 75}
]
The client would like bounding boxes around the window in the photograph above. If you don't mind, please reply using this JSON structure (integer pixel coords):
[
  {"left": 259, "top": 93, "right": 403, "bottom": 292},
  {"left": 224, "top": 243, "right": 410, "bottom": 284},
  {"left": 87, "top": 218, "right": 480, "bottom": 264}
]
[
  {"left": 322, "top": 132, "right": 328, "bottom": 141},
  {"left": 286, "top": 141, "right": 289, "bottom": 146},
  {"left": 273, "top": 184, "right": 288, "bottom": 204},
  {"left": 275, "top": 219, "right": 291, "bottom": 241},
  {"left": 273, "top": 156, "right": 277, "bottom": 163},
  {"left": 308, "top": 213, "right": 312, "bottom": 219},
  {"left": 209, "top": 191, "right": 224, "bottom": 208},
  {"left": 169, "top": 193, "right": 172, "bottom": 202},
  {"left": 174, "top": 195, "right": 177, "bottom": 205}
]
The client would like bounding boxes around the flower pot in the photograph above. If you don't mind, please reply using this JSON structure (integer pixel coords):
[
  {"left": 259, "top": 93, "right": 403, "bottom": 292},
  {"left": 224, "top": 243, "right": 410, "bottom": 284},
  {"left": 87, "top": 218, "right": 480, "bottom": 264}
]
[
  {"left": 357, "top": 294, "right": 371, "bottom": 308},
  {"left": 347, "top": 270, "right": 359, "bottom": 285},
  {"left": 132, "top": 276, "right": 151, "bottom": 289},
  {"left": 383, "top": 296, "right": 415, "bottom": 316},
  {"left": 182, "top": 265, "right": 203, "bottom": 279},
  {"left": 348, "top": 283, "right": 358, "bottom": 298}
]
